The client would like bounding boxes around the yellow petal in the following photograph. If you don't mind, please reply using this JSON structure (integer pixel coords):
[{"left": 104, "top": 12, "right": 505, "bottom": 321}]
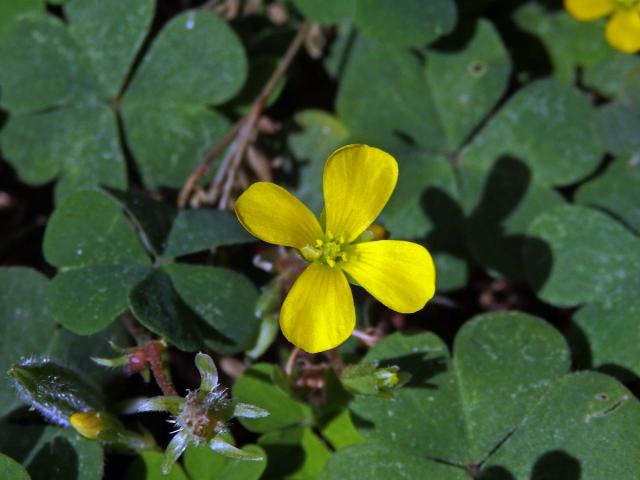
[
  {"left": 605, "top": 9, "right": 640, "bottom": 53},
  {"left": 280, "top": 263, "right": 355, "bottom": 353},
  {"left": 235, "top": 182, "right": 323, "bottom": 249},
  {"left": 564, "top": 0, "right": 614, "bottom": 20},
  {"left": 342, "top": 240, "right": 435, "bottom": 313},
  {"left": 323, "top": 144, "right": 398, "bottom": 243}
]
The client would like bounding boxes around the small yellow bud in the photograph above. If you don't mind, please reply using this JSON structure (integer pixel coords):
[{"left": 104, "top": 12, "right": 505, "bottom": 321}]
[{"left": 70, "top": 411, "right": 104, "bottom": 439}]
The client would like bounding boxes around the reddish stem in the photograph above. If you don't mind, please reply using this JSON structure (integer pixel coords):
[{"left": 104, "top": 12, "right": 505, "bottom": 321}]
[{"left": 145, "top": 342, "right": 178, "bottom": 396}]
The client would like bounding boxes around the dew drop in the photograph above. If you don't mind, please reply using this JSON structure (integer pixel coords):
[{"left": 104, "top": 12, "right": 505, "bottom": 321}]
[{"left": 186, "top": 12, "right": 196, "bottom": 30}]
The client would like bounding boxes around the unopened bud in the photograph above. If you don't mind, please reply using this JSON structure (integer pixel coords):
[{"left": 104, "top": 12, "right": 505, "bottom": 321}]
[{"left": 70, "top": 411, "right": 104, "bottom": 439}]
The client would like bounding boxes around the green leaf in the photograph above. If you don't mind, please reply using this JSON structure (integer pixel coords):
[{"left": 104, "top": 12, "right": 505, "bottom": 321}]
[
  {"left": 65, "top": 0, "right": 155, "bottom": 95},
  {"left": 126, "top": 451, "right": 188, "bottom": 480},
  {"left": 124, "top": 9, "right": 246, "bottom": 105},
  {"left": 259, "top": 428, "right": 331, "bottom": 480},
  {"left": 0, "top": 426, "right": 103, "bottom": 480},
  {"left": 43, "top": 190, "right": 150, "bottom": 268},
  {"left": 0, "top": 268, "right": 55, "bottom": 417},
  {"left": 576, "top": 155, "right": 640, "bottom": 234},
  {"left": 105, "top": 188, "right": 176, "bottom": 257},
  {"left": 0, "top": 453, "right": 30, "bottom": 480},
  {"left": 46, "top": 266, "right": 150, "bottom": 334},
  {"left": 1, "top": 104, "right": 126, "bottom": 199},
  {"left": 460, "top": 79, "right": 604, "bottom": 187},
  {"left": 289, "top": 110, "right": 350, "bottom": 214},
  {"left": 121, "top": 104, "right": 230, "bottom": 189},
  {"left": 570, "top": 283, "right": 640, "bottom": 380},
  {"left": 164, "top": 263, "right": 260, "bottom": 354},
  {"left": 184, "top": 444, "right": 266, "bottom": 480},
  {"left": 422, "top": 19, "right": 511, "bottom": 150},
  {"left": 0, "top": 14, "right": 99, "bottom": 112},
  {"left": 319, "top": 409, "right": 364, "bottom": 450},
  {"left": 128, "top": 269, "right": 203, "bottom": 352},
  {"left": 596, "top": 102, "right": 640, "bottom": 157},
  {"left": 462, "top": 159, "right": 564, "bottom": 281},
  {"left": 354, "top": 0, "right": 456, "bottom": 48},
  {"left": 163, "top": 209, "right": 252, "bottom": 258},
  {"left": 292, "top": 0, "right": 355, "bottom": 24},
  {"left": 350, "top": 311, "right": 569, "bottom": 463},
  {"left": 484, "top": 372, "right": 640, "bottom": 478},
  {"left": 337, "top": 20, "right": 510, "bottom": 153},
  {"left": 525, "top": 205, "right": 640, "bottom": 306},
  {"left": 336, "top": 35, "right": 443, "bottom": 152},
  {"left": 9, "top": 359, "right": 104, "bottom": 426},
  {"left": 233, "top": 364, "right": 313, "bottom": 433},
  {"left": 0, "top": 267, "right": 132, "bottom": 416},
  {"left": 321, "top": 443, "right": 467, "bottom": 480},
  {"left": 513, "top": 4, "right": 640, "bottom": 97}
]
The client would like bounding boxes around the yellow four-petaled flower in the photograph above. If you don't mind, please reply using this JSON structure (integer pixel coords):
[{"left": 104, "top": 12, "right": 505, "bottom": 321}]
[
  {"left": 566, "top": 0, "right": 640, "bottom": 53},
  {"left": 235, "top": 144, "right": 436, "bottom": 353}
]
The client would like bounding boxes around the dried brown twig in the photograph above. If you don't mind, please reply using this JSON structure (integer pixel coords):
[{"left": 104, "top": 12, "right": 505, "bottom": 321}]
[{"left": 177, "top": 21, "right": 311, "bottom": 209}]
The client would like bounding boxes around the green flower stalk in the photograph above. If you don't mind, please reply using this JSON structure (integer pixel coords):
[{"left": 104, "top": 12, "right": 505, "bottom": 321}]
[{"left": 124, "top": 353, "right": 269, "bottom": 474}]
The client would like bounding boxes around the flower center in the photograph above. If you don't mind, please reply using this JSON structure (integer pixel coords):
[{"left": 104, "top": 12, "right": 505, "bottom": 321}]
[
  {"left": 301, "top": 232, "right": 349, "bottom": 267},
  {"left": 616, "top": 0, "right": 640, "bottom": 9}
]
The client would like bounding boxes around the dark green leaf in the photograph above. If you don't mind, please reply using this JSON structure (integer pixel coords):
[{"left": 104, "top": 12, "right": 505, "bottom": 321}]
[
  {"left": 43, "top": 190, "right": 150, "bottom": 268},
  {"left": 259, "top": 428, "right": 331, "bottom": 480},
  {"left": 525, "top": 205, "right": 640, "bottom": 306},
  {"left": 596, "top": 102, "right": 640, "bottom": 157},
  {"left": 233, "top": 364, "right": 313, "bottom": 433},
  {"left": 0, "top": 14, "right": 99, "bottom": 112},
  {"left": 355, "top": 0, "right": 456, "bottom": 47},
  {"left": 105, "top": 188, "right": 176, "bottom": 257},
  {"left": 164, "top": 263, "right": 259, "bottom": 354},
  {"left": 66, "top": 0, "right": 154, "bottom": 95},
  {"left": 0, "top": 453, "right": 30, "bottom": 480},
  {"left": 124, "top": 9, "right": 247, "bottom": 105},
  {"left": 0, "top": 426, "right": 103, "bottom": 480},
  {"left": 121, "top": 104, "right": 230, "bottom": 189},
  {"left": 336, "top": 35, "right": 444, "bottom": 152},
  {"left": 292, "top": 0, "right": 355, "bottom": 24},
  {"left": 47, "top": 266, "right": 150, "bottom": 334},
  {"left": 184, "top": 444, "right": 266, "bottom": 480},
  {"left": 350, "top": 311, "right": 569, "bottom": 463},
  {"left": 126, "top": 451, "right": 188, "bottom": 480},
  {"left": 321, "top": 443, "right": 466, "bottom": 480},
  {"left": 423, "top": 19, "right": 511, "bottom": 150},
  {"left": 1, "top": 105, "right": 126, "bottom": 199},
  {"left": 576, "top": 155, "right": 640, "bottom": 234},
  {"left": 570, "top": 283, "right": 640, "bottom": 380},
  {"left": 319, "top": 410, "right": 363, "bottom": 451},
  {"left": 460, "top": 79, "right": 603, "bottom": 187},
  {"left": 484, "top": 373, "right": 640, "bottom": 478},
  {"left": 337, "top": 20, "right": 510, "bottom": 154},
  {"left": 0, "top": 268, "right": 54, "bottom": 418},
  {"left": 163, "top": 209, "right": 252, "bottom": 258},
  {"left": 128, "top": 269, "right": 202, "bottom": 352}
]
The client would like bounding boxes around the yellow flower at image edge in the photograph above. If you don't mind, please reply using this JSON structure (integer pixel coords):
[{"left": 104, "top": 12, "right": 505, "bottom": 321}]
[
  {"left": 565, "top": 0, "right": 640, "bottom": 53},
  {"left": 235, "top": 144, "right": 436, "bottom": 353}
]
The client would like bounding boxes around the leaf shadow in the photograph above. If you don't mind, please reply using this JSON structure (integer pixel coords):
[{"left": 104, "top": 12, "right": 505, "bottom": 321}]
[
  {"left": 480, "top": 449, "right": 582, "bottom": 480},
  {"left": 421, "top": 156, "right": 553, "bottom": 289}
]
